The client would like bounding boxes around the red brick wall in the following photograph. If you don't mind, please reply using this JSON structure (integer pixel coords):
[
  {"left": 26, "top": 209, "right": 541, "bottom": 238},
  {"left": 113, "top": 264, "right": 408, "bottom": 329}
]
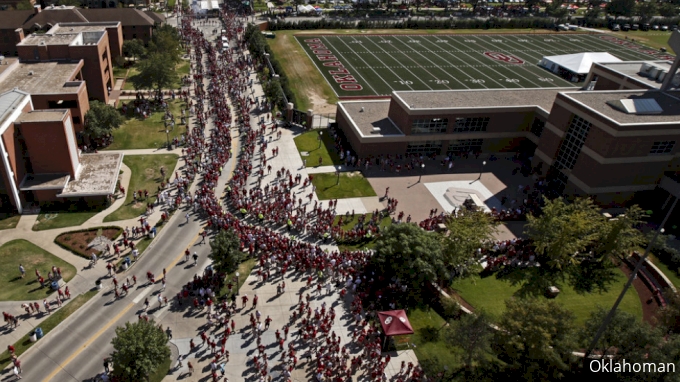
[{"left": 20, "top": 117, "right": 77, "bottom": 177}]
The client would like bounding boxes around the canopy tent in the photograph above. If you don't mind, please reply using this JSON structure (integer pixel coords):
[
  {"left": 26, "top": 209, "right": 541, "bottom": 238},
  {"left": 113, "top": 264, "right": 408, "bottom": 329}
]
[
  {"left": 539, "top": 52, "right": 621, "bottom": 82},
  {"left": 378, "top": 310, "right": 414, "bottom": 336}
]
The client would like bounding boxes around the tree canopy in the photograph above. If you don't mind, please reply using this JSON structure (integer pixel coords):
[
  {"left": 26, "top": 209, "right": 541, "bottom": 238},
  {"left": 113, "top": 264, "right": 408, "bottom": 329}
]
[
  {"left": 444, "top": 311, "right": 495, "bottom": 373},
  {"left": 505, "top": 197, "right": 644, "bottom": 296},
  {"left": 122, "top": 39, "right": 146, "bottom": 62},
  {"left": 129, "top": 52, "right": 179, "bottom": 93},
  {"left": 367, "top": 223, "right": 445, "bottom": 308},
  {"left": 442, "top": 209, "right": 498, "bottom": 280},
  {"left": 84, "top": 100, "right": 124, "bottom": 143},
  {"left": 607, "top": 0, "right": 636, "bottom": 18},
  {"left": 209, "top": 228, "right": 246, "bottom": 274},
  {"left": 494, "top": 298, "right": 577, "bottom": 380},
  {"left": 147, "top": 25, "right": 182, "bottom": 64},
  {"left": 14, "top": 0, "right": 32, "bottom": 10},
  {"left": 110, "top": 319, "right": 170, "bottom": 381}
]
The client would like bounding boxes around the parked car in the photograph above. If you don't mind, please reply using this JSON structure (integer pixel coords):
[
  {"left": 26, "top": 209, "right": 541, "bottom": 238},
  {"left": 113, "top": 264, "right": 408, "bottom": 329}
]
[
  {"left": 557, "top": 24, "right": 569, "bottom": 31},
  {"left": 631, "top": 24, "right": 639, "bottom": 31},
  {"left": 673, "top": 25, "right": 679, "bottom": 31},
  {"left": 568, "top": 24, "right": 578, "bottom": 31},
  {"left": 642, "top": 23, "right": 650, "bottom": 31},
  {"left": 611, "top": 23, "right": 620, "bottom": 31},
  {"left": 652, "top": 24, "right": 660, "bottom": 30},
  {"left": 661, "top": 25, "right": 669, "bottom": 31},
  {"left": 622, "top": 24, "right": 631, "bottom": 31}
]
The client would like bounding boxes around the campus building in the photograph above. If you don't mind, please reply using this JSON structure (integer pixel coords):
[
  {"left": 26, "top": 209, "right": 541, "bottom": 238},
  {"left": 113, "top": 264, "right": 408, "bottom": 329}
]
[
  {"left": 335, "top": 33, "right": 680, "bottom": 206},
  {"left": 0, "top": 6, "right": 163, "bottom": 57},
  {"left": 0, "top": 89, "right": 122, "bottom": 213}
]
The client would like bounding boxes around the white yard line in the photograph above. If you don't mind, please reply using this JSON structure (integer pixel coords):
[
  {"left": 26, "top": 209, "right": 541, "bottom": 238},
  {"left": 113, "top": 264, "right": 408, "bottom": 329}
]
[
  {"left": 390, "top": 35, "right": 471, "bottom": 89},
  {"left": 331, "top": 36, "right": 404, "bottom": 93},
  {"left": 357, "top": 36, "right": 433, "bottom": 90},
  {"left": 322, "top": 36, "right": 381, "bottom": 95},
  {"left": 428, "top": 36, "right": 509, "bottom": 88}
]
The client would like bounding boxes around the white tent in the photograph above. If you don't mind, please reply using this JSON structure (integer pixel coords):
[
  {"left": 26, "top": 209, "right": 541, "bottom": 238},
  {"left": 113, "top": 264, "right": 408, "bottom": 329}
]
[{"left": 539, "top": 52, "right": 621, "bottom": 75}]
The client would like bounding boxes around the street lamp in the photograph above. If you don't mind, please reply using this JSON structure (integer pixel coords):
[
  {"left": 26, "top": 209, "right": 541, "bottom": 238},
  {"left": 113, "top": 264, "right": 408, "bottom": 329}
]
[
  {"left": 318, "top": 131, "right": 323, "bottom": 148},
  {"left": 165, "top": 129, "right": 170, "bottom": 150},
  {"left": 336, "top": 166, "right": 342, "bottom": 185},
  {"left": 234, "top": 272, "right": 240, "bottom": 296},
  {"left": 470, "top": 160, "right": 486, "bottom": 184},
  {"left": 418, "top": 163, "right": 425, "bottom": 183}
]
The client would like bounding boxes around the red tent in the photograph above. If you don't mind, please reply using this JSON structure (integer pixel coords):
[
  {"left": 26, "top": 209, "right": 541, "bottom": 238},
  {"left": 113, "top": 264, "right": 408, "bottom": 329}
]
[{"left": 378, "top": 310, "right": 414, "bottom": 336}]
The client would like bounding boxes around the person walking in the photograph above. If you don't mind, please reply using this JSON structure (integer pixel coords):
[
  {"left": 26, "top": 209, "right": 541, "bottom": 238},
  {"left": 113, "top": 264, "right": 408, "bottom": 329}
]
[
  {"left": 188, "top": 361, "right": 194, "bottom": 376},
  {"left": 193, "top": 252, "right": 198, "bottom": 266},
  {"left": 144, "top": 298, "right": 150, "bottom": 312},
  {"left": 18, "top": 265, "right": 25, "bottom": 279}
]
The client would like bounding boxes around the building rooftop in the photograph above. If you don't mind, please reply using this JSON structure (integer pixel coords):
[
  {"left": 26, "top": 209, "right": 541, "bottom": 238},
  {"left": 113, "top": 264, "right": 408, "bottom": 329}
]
[
  {"left": 564, "top": 90, "right": 680, "bottom": 125},
  {"left": 339, "top": 101, "right": 404, "bottom": 137},
  {"left": 596, "top": 61, "right": 678, "bottom": 90},
  {"left": 0, "top": 61, "right": 83, "bottom": 95},
  {"left": 19, "top": 33, "right": 80, "bottom": 46},
  {"left": 394, "top": 88, "right": 578, "bottom": 114},
  {"left": 0, "top": 90, "right": 30, "bottom": 130},
  {"left": 16, "top": 109, "right": 67, "bottom": 123},
  {"left": 49, "top": 22, "right": 119, "bottom": 35},
  {"left": 19, "top": 173, "right": 70, "bottom": 191},
  {"left": 59, "top": 153, "right": 123, "bottom": 197}
]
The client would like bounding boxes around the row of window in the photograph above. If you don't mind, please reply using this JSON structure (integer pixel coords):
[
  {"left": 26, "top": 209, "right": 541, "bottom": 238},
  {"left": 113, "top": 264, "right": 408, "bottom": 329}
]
[
  {"left": 410, "top": 117, "right": 490, "bottom": 134},
  {"left": 405, "top": 139, "right": 484, "bottom": 155}
]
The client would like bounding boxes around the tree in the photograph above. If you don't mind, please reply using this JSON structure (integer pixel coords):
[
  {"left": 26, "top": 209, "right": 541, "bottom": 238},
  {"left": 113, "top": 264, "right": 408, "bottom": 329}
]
[
  {"left": 366, "top": 223, "right": 445, "bottom": 308},
  {"left": 635, "top": 1, "right": 657, "bottom": 23},
  {"left": 546, "top": 0, "right": 569, "bottom": 18},
  {"left": 506, "top": 197, "right": 644, "bottom": 296},
  {"left": 442, "top": 209, "right": 498, "bottom": 280},
  {"left": 659, "top": 3, "right": 679, "bottom": 17},
  {"left": 657, "top": 288, "right": 680, "bottom": 334},
  {"left": 84, "top": 100, "right": 124, "bottom": 143},
  {"left": 110, "top": 319, "right": 170, "bottom": 381},
  {"left": 147, "top": 25, "right": 182, "bottom": 63},
  {"left": 444, "top": 312, "right": 495, "bottom": 373},
  {"left": 606, "top": 0, "right": 635, "bottom": 19},
  {"left": 122, "top": 39, "right": 146, "bottom": 63},
  {"left": 14, "top": 0, "right": 33, "bottom": 10},
  {"left": 130, "top": 53, "right": 179, "bottom": 93},
  {"left": 57, "top": 0, "right": 82, "bottom": 5},
  {"left": 494, "top": 298, "right": 577, "bottom": 380},
  {"left": 209, "top": 228, "right": 246, "bottom": 274},
  {"left": 524, "top": 0, "right": 541, "bottom": 11}
]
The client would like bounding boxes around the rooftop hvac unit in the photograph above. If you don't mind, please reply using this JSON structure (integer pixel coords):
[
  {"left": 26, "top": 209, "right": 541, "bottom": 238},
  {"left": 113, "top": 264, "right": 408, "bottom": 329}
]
[
  {"left": 639, "top": 62, "right": 653, "bottom": 76},
  {"left": 658, "top": 69, "right": 668, "bottom": 82},
  {"left": 649, "top": 66, "right": 661, "bottom": 80}
]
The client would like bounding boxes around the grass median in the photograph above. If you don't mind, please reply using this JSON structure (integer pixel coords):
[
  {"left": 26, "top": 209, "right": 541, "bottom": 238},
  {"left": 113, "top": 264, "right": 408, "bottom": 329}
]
[
  {"left": 33, "top": 203, "right": 108, "bottom": 231},
  {"left": 0, "top": 212, "right": 20, "bottom": 230},
  {"left": 103, "top": 154, "right": 179, "bottom": 223},
  {"left": 0, "top": 240, "right": 77, "bottom": 301},
  {"left": 0, "top": 289, "right": 99, "bottom": 370},
  {"left": 311, "top": 172, "right": 377, "bottom": 200},
  {"left": 293, "top": 128, "right": 342, "bottom": 167},
  {"left": 106, "top": 100, "right": 187, "bottom": 150}
]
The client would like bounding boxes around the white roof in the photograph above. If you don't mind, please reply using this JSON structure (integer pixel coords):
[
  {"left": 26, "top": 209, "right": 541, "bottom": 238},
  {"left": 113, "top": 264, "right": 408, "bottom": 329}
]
[{"left": 541, "top": 52, "right": 621, "bottom": 74}]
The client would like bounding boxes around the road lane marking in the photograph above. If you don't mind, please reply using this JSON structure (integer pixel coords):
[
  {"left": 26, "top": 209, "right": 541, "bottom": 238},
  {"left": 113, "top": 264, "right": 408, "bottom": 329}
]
[{"left": 41, "top": 302, "right": 135, "bottom": 382}]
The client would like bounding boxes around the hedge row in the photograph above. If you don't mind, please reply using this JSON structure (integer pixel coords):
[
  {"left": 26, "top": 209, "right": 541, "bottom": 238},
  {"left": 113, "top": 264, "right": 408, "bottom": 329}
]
[{"left": 244, "top": 24, "right": 296, "bottom": 112}]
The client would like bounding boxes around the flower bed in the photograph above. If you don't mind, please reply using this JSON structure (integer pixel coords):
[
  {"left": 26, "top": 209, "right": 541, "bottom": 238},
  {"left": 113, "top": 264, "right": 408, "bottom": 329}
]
[{"left": 54, "top": 227, "right": 123, "bottom": 259}]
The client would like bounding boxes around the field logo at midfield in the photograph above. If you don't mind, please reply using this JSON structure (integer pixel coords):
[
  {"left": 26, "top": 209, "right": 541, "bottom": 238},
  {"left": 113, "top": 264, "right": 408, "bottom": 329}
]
[
  {"left": 483, "top": 51, "right": 525, "bottom": 65},
  {"left": 303, "top": 38, "right": 363, "bottom": 92}
]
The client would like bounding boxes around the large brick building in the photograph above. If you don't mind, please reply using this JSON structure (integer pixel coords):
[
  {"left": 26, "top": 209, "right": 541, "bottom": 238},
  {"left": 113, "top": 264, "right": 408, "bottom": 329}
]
[
  {"left": 0, "top": 6, "right": 163, "bottom": 57},
  {"left": 335, "top": 33, "right": 680, "bottom": 206},
  {"left": 0, "top": 89, "right": 122, "bottom": 213}
]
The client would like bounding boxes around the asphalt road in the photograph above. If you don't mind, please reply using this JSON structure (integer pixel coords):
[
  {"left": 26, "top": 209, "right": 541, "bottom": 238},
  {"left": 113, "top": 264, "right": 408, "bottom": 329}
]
[{"left": 7, "top": 20, "right": 229, "bottom": 382}]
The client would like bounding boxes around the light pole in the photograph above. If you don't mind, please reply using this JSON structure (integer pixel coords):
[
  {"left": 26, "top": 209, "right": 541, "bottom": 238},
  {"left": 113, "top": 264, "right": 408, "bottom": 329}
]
[
  {"left": 470, "top": 160, "right": 486, "bottom": 184},
  {"left": 418, "top": 163, "right": 425, "bottom": 183},
  {"left": 165, "top": 129, "right": 170, "bottom": 150},
  {"left": 336, "top": 166, "right": 342, "bottom": 185},
  {"left": 234, "top": 272, "right": 240, "bottom": 296},
  {"left": 318, "top": 131, "right": 323, "bottom": 148}
]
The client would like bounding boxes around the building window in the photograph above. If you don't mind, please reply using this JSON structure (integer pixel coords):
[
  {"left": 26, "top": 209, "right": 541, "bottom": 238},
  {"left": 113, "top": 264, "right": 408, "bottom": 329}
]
[
  {"left": 530, "top": 118, "right": 545, "bottom": 138},
  {"left": 554, "top": 115, "right": 591, "bottom": 171},
  {"left": 453, "top": 117, "right": 489, "bottom": 133},
  {"left": 411, "top": 118, "right": 448, "bottom": 134},
  {"left": 447, "top": 139, "right": 483, "bottom": 154},
  {"left": 649, "top": 141, "right": 675, "bottom": 155},
  {"left": 406, "top": 140, "right": 442, "bottom": 155},
  {"left": 72, "top": 117, "right": 81, "bottom": 125}
]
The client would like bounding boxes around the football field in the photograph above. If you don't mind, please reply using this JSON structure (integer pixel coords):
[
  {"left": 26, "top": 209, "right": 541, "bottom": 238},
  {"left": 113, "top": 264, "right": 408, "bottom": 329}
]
[{"left": 295, "top": 33, "right": 675, "bottom": 97}]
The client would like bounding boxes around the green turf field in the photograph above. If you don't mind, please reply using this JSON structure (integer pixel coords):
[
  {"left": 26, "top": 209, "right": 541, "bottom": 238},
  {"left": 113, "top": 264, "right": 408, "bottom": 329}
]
[{"left": 296, "top": 33, "right": 675, "bottom": 97}]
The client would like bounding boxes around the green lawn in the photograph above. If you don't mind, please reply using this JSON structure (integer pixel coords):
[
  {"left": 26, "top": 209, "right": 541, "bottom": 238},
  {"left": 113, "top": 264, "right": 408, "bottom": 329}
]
[
  {"left": 451, "top": 269, "right": 642, "bottom": 326},
  {"left": 33, "top": 203, "right": 107, "bottom": 231},
  {"left": 648, "top": 253, "right": 680, "bottom": 291},
  {"left": 293, "top": 129, "right": 342, "bottom": 167},
  {"left": 149, "top": 355, "right": 172, "bottom": 382},
  {"left": 220, "top": 258, "right": 257, "bottom": 297},
  {"left": 105, "top": 100, "right": 187, "bottom": 150},
  {"left": 611, "top": 30, "right": 676, "bottom": 54},
  {"left": 0, "top": 289, "right": 98, "bottom": 370},
  {"left": 334, "top": 212, "right": 392, "bottom": 230},
  {"left": 103, "top": 154, "right": 178, "bottom": 222},
  {"left": 407, "top": 308, "right": 462, "bottom": 371},
  {"left": 312, "top": 172, "right": 377, "bottom": 200},
  {"left": 0, "top": 212, "right": 20, "bottom": 230},
  {"left": 0, "top": 240, "right": 77, "bottom": 301},
  {"left": 113, "top": 65, "right": 128, "bottom": 79}
]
